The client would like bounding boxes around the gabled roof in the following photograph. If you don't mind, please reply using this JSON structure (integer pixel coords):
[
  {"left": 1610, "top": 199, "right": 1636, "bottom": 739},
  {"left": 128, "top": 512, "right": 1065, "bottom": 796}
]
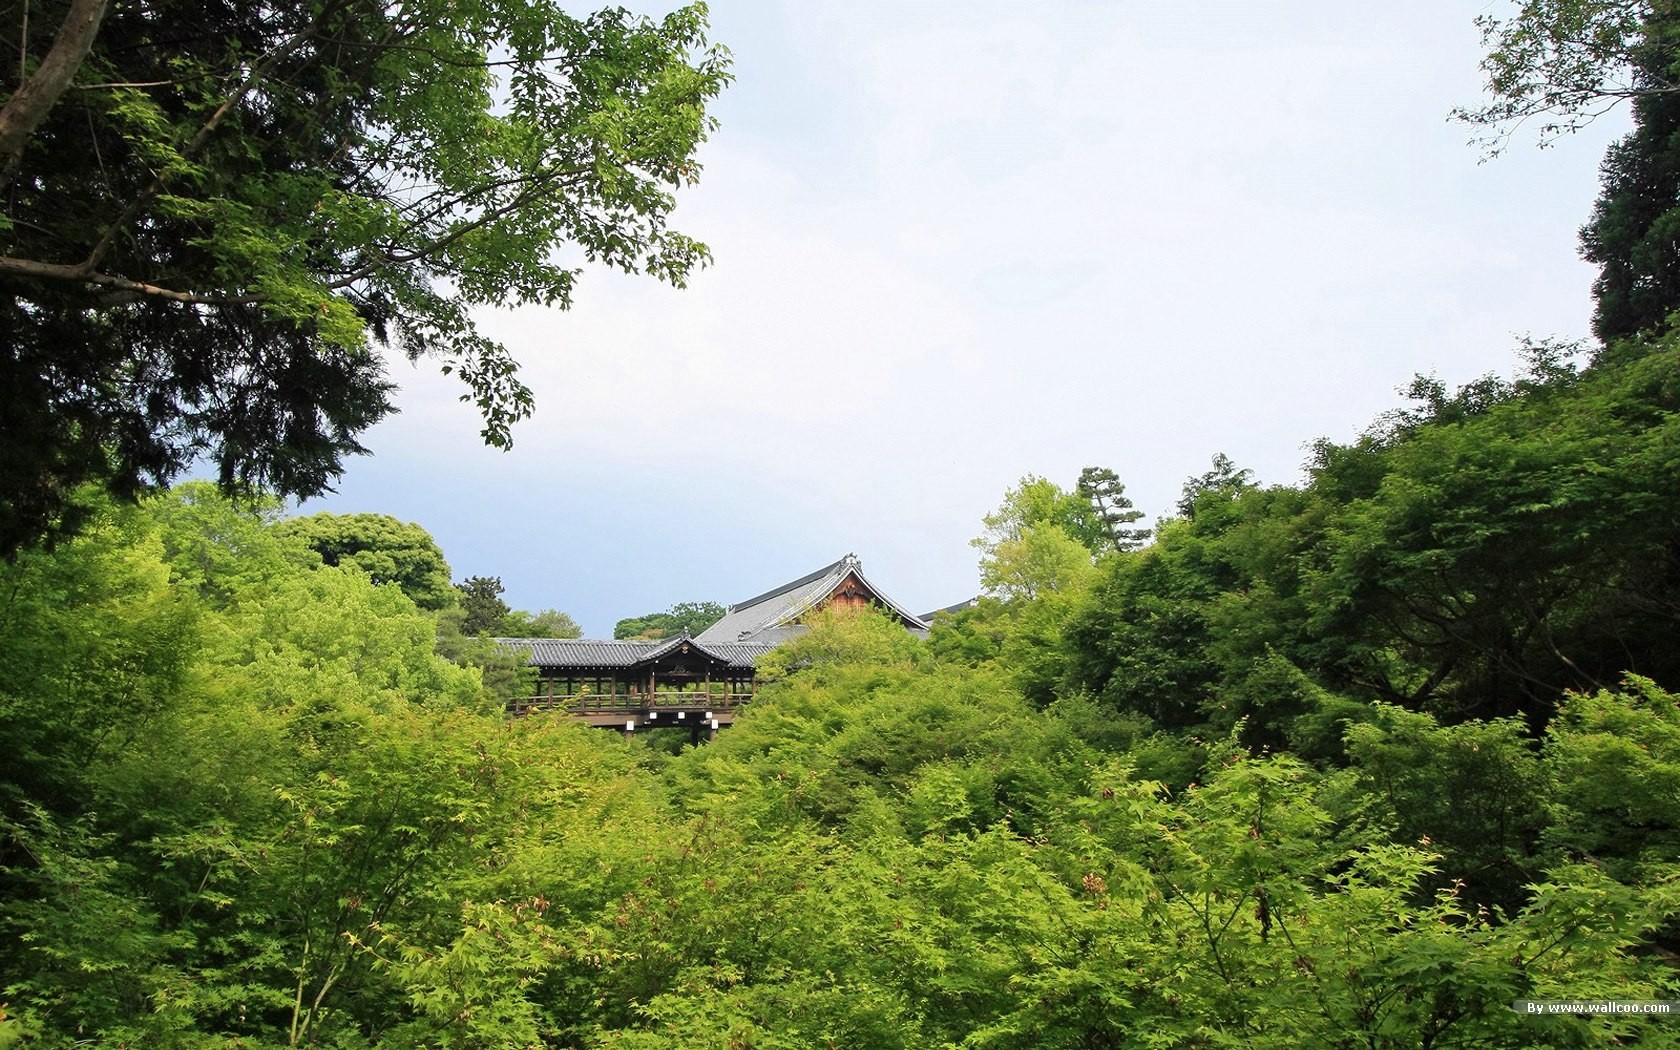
[
  {"left": 694, "top": 553, "right": 927, "bottom": 644},
  {"left": 496, "top": 633, "right": 779, "bottom": 672}
]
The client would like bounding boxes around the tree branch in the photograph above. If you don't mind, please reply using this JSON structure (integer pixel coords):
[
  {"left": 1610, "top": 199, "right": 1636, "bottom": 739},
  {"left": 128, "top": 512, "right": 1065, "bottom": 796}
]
[
  {"left": 0, "top": 253, "right": 260, "bottom": 303},
  {"left": 0, "top": 0, "right": 111, "bottom": 189}
]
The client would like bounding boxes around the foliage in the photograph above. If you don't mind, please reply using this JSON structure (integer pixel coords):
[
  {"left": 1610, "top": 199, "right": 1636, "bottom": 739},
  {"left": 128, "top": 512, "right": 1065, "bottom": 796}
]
[
  {"left": 1175, "top": 452, "right": 1256, "bottom": 519},
  {"left": 1077, "top": 465, "right": 1152, "bottom": 552},
  {"left": 612, "top": 600, "right": 726, "bottom": 640},
  {"left": 974, "top": 473, "right": 1112, "bottom": 559},
  {"left": 456, "top": 574, "right": 512, "bottom": 636},
  {"left": 1453, "top": 0, "right": 1670, "bottom": 153},
  {"left": 0, "top": 501, "right": 196, "bottom": 822},
  {"left": 0, "top": 0, "right": 730, "bottom": 555},
  {"left": 1063, "top": 337, "right": 1680, "bottom": 734},
  {"left": 1543, "top": 676, "right": 1680, "bottom": 882},
  {"left": 1580, "top": 5, "right": 1680, "bottom": 342},
  {"left": 978, "top": 522, "right": 1096, "bottom": 603},
  {"left": 1343, "top": 706, "right": 1550, "bottom": 912},
  {"left": 752, "top": 605, "right": 929, "bottom": 683},
  {"left": 278, "top": 511, "right": 456, "bottom": 610},
  {"left": 499, "top": 607, "right": 584, "bottom": 639},
  {"left": 4, "top": 477, "right": 1680, "bottom": 1046}
]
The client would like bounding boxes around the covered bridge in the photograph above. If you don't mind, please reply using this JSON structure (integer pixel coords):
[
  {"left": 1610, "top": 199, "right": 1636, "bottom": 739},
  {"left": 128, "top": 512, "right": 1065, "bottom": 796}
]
[{"left": 500, "top": 554, "right": 927, "bottom": 735}]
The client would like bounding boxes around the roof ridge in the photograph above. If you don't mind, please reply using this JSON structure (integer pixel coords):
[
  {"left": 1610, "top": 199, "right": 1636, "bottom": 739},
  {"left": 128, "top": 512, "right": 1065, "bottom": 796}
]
[{"left": 724, "top": 554, "right": 850, "bottom": 613}]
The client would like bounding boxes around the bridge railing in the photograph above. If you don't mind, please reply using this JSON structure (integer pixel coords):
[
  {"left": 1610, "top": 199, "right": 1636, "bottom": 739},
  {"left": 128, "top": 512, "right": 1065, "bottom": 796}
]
[{"left": 507, "top": 691, "right": 754, "bottom": 718}]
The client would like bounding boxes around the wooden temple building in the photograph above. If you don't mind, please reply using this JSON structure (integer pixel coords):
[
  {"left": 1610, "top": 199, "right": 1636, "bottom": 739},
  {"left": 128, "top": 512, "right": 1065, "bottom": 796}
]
[{"left": 500, "top": 554, "right": 928, "bottom": 737}]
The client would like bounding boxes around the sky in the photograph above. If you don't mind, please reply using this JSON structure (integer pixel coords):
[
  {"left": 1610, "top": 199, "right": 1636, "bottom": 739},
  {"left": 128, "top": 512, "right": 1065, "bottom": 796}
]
[{"left": 302, "top": 0, "right": 1630, "bottom": 637}]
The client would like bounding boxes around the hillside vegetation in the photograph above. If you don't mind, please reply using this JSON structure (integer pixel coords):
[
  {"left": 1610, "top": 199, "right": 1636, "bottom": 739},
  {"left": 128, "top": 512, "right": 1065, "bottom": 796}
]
[{"left": 3, "top": 330, "right": 1679, "bottom": 1047}]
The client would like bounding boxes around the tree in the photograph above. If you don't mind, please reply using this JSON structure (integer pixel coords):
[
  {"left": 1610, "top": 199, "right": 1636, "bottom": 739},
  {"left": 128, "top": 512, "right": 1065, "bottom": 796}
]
[
  {"left": 277, "top": 512, "right": 455, "bottom": 610},
  {"left": 456, "top": 575, "right": 511, "bottom": 636},
  {"left": 0, "top": 0, "right": 730, "bottom": 555},
  {"left": 978, "top": 524, "right": 1095, "bottom": 604},
  {"left": 1174, "top": 453, "right": 1255, "bottom": 519},
  {"left": 1452, "top": 0, "right": 1671, "bottom": 154},
  {"left": 499, "top": 607, "right": 583, "bottom": 639},
  {"left": 1076, "top": 466, "right": 1151, "bottom": 551},
  {"left": 973, "top": 474, "right": 1109, "bottom": 559},
  {"left": 1580, "top": 6, "right": 1680, "bottom": 341},
  {"left": 612, "top": 600, "right": 725, "bottom": 640}
]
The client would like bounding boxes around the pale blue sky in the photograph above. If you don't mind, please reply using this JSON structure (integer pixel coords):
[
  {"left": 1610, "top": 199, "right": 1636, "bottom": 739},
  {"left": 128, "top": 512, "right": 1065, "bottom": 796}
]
[{"left": 302, "top": 1, "right": 1629, "bottom": 636}]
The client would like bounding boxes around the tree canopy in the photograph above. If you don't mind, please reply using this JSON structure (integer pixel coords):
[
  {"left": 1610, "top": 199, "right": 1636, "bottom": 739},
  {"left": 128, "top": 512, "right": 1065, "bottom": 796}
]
[
  {"left": 1453, "top": 0, "right": 1674, "bottom": 153},
  {"left": 613, "top": 600, "right": 725, "bottom": 640},
  {"left": 0, "top": 0, "right": 729, "bottom": 554},
  {"left": 276, "top": 511, "right": 454, "bottom": 610}
]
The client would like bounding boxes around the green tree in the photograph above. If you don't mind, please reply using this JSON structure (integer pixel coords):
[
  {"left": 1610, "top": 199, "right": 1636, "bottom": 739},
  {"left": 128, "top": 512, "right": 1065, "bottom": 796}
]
[
  {"left": 1076, "top": 466, "right": 1151, "bottom": 551},
  {"left": 1175, "top": 452, "right": 1255, "bottom": 519},
  {"left": 974, "top": 474, "right": 1109, "bottom": 558},
  {"left": 613, "top": 600, "right": 725, "bottom": 640},
  {"left": 0, "top": 498, "right": 196, "bottom": 822},
  {"left": 978, "top": 524, "right": 1095, "bottom": 604},
  {"left": 1453, "top": 0, "right": 1669, "bottom": 153},
  {"left": 0, "top": 0, "right": 730, "bottom": 555},
  {"left": 456, "top": 575, "right": 511, "bottom": 636},
  {"left": 277, "top": 511, "right": 455, "bottom": 610},
  {"left": 147, "top": 481, "right": 320, "bottom": 608},
  {"left": 1543, "top": 676, "right": 1680, "bottom": 883},
  {"left": 499, "top": 607, "right": 584, "bottom": 638},
  {"left": 1580, "top": 5, "right": 1680, "bottom": 342}
]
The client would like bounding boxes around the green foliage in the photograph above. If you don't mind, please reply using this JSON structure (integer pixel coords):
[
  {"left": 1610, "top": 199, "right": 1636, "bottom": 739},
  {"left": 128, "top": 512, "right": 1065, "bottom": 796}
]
[
  {"left": 1581, "top": 10, "right": 1680, "bottom": 342},
  {"left": 499, "top": 607, "right": 584, "bottom": 639},
  {"left": 975, "top": 473, "right": 1112, "bottom": 560},
  {"left": 9, "top": 322, "right": 1680, "bottom": 1044},
  {"left": 278, "top": 511, "right": 456, "bottom": 610},
  {"left": 0, "top": 0, "right": 730, "bottom": 554},
  {"left": 1453, "top": 0, "right": 1663, "bottom": 154},
  {"left": 1343, "top": 706, "right": 1550, "bottom": 912},
  {"left": 978, "top": 522, "right": 1096, "bottom": 603},
  {"left": 1077, "top": 465, "right": 1152, "bottom": 552},
  {"left": 1544, "top": 676, "right": 1680, "bottom": 881},
  {"left": 149, "top": 481, "right": 322, "bottom": 608},
  {"left": 0, "top": 499, "right": 197, "bottom": 820},
  {"left": 4, "top": 486, "right": 1680, "bottom": 1046},
  {"left": 1455, "top": 0, "right": 1680, "bottom": 340},
  {"left": 753, "top": 606, "right": 930, "bottom": 684},
  {"left": 1063, "top": 338, "right": 1680, "bottom": 736},
  {"left": 456, "top": 574, "right": 512, "bottom": 636},
  {"left": 612, "top": 599, "right": 726, "bottom": 639},
  {"left": 1175, "top": 452, "right": 1256, "bottom": 519}
]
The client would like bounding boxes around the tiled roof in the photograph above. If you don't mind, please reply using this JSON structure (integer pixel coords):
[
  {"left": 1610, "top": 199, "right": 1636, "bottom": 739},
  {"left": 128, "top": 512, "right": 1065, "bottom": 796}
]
[
  {"left": 920, "top": 597, "right": 981, "bottom": 620},
  {"left": 694, "top": 553, "right": 927, "bottom": 643},
  {"left": 496, "top": 635, "right": 778, "bottom": 671},
  {"left": 500, "top": 554, "right": 925, "bottom": 672}
]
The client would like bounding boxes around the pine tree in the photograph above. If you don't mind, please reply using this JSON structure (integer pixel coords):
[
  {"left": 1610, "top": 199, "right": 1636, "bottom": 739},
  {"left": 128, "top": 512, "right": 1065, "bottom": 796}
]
[{"left": 1076, "top": 466, "right": 1151, "bottom": 553}]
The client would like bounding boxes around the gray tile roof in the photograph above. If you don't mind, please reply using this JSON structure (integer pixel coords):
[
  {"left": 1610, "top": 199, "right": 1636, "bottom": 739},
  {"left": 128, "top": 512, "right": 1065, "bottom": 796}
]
[
  {"left": 920, "top": 597, "right": 981, "bottom": 620},
  {"left": 499, "top": 554, "right": 925, "bottom": 673},
  {"left": 694, "top": 553, "right": 927, "bottom": 643},
  {"left": 496, "top": 634, "right": 780, "bottom": 671}
]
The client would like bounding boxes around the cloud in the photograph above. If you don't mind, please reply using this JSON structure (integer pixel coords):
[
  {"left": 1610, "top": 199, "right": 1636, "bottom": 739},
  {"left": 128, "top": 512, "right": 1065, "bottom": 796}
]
[{"left": 311, "top": 1, "right": 1626, "bottom": 633}]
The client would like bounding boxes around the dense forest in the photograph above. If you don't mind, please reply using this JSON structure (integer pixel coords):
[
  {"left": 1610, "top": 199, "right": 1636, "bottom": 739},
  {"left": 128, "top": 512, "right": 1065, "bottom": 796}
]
[
  {"left": 6, "top": 0, "right": 1680, "bottom": 1045},
  {"left": 3, "top": 389, "right": 1680, "bottom": 1046}
]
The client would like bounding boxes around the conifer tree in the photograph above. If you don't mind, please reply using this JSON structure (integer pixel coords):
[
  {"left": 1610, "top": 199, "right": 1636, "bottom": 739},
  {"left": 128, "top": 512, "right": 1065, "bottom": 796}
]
[{"left": 1077, "top": 466, "right": 1150, "bottom": 552}]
